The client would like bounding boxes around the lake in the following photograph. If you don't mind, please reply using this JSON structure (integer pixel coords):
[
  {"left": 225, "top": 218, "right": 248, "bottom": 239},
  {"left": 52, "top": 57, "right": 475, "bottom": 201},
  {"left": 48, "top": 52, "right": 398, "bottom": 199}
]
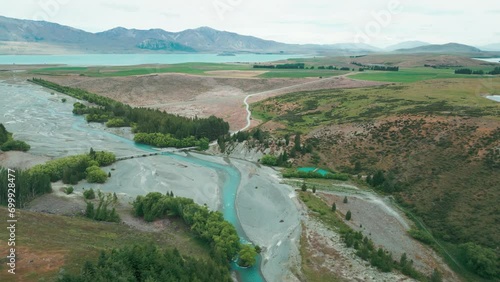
[
  {"left": 486, "top": 95, "right": 500, "bottom": 102},
  {"left": 475, "top": 57, "right": 500, "bottom": 63},
  {"left": 0, "top": 53, "right": 308, "bottom": 66}
]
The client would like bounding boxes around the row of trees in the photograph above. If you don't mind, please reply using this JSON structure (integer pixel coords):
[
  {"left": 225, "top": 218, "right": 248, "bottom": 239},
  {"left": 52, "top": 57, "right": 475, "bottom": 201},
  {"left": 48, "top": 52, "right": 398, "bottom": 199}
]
[
  {"left": 369, "top": 65, "right": 399, "bottom": 71},
  {"left": 29, "top": 78, "right": 230, "bottom": 143},
  {"left": 58, "top": 244, "right": 233, "bottom": 282},
  {"left": 282, "top": 169, "right": 349, "bottom": 181},
  {"left": 455, "top": 68, "right": 484, "bottom": 75},
  {"left": 0, "top": 124, "right": 30, "bottom": 152},
  {"left": 134, "top": 133, "right": 209, "bottom": 150},
  {"left": 455, "top": 67, "right": 500, "bottom": 75},
  {"left": 253, "top": 63, "right": 306, "bottom": 69},
  {"left": 0, "top": 168, "right": 51, "bottom": 208},
  {"left": 133, "top": 192, "right": 257, "bottom": 266},
  {"left": 260, "top": 152, "right": 290, "bottom": 167}
]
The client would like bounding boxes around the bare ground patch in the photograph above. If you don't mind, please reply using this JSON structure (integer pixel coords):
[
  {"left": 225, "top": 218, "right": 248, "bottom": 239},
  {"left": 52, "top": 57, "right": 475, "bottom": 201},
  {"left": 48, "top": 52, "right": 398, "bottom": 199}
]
[{"left": 0, "top": 151, "right": 51, "bottom": 170}]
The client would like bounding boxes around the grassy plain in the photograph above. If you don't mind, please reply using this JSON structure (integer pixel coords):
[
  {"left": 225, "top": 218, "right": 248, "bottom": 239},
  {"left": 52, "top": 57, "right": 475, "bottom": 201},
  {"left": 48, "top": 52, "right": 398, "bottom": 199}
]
[
  {"left": 29, "top": 63, "right": 252, "bottom": 77},
  {"left": 351, "top": 67, "right": 493, "bottom": 83}
]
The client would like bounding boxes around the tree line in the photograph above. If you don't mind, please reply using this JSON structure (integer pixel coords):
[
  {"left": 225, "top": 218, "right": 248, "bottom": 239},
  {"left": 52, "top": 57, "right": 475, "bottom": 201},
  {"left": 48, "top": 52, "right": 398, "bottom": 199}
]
[
  {"left": 455, "top": 67, "right": 500, "bottom": 75},
  {"left": 0, "top": 123, "right": 30, "bottom": 152},
  {"left": 133, "top": 192, "right": 257, "bottom": 267},
  {"left": 29, "top": 78, "right": 230, "bottom": 144},
  {"left": 134, "top": 133, "right": 209, "bottom": 150},
  {"left": 253, "top": 63, "right": 305, "bottom": 69},
  {"left": 58, "top": 244, "right": 233, "bottom": 282}
]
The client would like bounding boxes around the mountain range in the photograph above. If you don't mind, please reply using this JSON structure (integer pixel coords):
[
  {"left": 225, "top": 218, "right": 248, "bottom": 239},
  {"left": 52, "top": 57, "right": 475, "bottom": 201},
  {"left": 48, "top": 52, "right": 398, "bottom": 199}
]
[{"left": 0, "top": 15, "right": 497, "bottom": 54}]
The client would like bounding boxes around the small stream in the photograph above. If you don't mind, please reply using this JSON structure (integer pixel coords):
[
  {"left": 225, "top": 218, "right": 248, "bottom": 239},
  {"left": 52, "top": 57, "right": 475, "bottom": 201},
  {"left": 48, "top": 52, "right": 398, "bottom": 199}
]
[{"left": 0, "top": 80, "right": 265, "bottom": 282}]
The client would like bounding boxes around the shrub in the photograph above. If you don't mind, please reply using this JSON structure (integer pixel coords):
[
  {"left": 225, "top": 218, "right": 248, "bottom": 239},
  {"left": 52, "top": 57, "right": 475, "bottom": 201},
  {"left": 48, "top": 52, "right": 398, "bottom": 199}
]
[
  {"left": 408, "top": 228, "right": 434, "bottom": 245},
  {"left": 83, "top": 188, "right": 96, "bottom": 200},
  {"left": 86, "top": 166, "right": 108, "bottom": 183},
  {"left": 65, "top": 186, "right": 74, "bottom": 195},
  {"left": 346, "top": 210, "right": 352, "bottom": 220},
  {"left": 260, "top": 154, "right": 278, "bottom": 166},
  {"left": 106, "top": 118, "right": 128, "bottom": 128},
  {"left": 1, "top": 140, "right": 30, "bottom": 152}
]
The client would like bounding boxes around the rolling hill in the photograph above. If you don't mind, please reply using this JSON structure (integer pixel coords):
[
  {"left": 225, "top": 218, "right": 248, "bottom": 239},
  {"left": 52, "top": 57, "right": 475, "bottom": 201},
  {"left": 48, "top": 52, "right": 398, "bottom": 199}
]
[
  {"left": 385, "top": 41, "right": 430, "bottom": 51},
  {"left": 395, "top": 43, "right": 482, "bottom": 53}
]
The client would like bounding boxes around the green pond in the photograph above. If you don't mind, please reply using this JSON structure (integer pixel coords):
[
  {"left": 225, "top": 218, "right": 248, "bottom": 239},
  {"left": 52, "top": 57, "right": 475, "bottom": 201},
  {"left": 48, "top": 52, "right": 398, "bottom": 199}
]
[{"left": 297, "top": 167, "right": 330, "bottom": 176}]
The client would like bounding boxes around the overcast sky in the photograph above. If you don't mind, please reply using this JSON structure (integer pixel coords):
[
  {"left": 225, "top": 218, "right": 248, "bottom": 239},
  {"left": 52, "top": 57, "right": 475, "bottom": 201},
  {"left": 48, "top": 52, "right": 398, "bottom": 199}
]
[{"left": 3, "top": 0, "right": 499, "bottom": 47}]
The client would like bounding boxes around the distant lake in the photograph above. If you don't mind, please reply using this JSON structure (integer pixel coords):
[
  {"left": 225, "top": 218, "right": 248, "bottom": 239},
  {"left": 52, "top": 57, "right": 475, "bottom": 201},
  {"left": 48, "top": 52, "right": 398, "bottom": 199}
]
[
  {"left": 0, "top": 53, "right": 309, "bottom": 66},
  {"left": 475, "top": 57, "right": 500, "bottom": 63},
  {"left": 486, "top": 95, "right": 500, "bottom": 102}
]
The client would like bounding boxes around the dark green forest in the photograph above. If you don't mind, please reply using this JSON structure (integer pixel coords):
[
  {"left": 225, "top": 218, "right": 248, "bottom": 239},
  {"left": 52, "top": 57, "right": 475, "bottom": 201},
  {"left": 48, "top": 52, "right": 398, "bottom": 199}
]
[{"left": 0, "top": 168, "right": 51, "bottom": 208}]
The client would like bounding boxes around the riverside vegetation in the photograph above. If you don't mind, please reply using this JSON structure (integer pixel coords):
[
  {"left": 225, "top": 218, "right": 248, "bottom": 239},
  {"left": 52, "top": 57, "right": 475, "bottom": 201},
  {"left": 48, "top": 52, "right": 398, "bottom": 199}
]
[
  {"left": 0, "top": 123, "right": 30, "bottom": 152},
  {"left": 0, "top": 148, "right": 115, "bottom": 208}
]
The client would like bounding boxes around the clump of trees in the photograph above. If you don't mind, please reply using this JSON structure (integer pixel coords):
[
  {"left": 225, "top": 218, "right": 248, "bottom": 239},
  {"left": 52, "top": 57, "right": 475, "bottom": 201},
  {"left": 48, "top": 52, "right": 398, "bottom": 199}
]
[
  {"left": 85, "top": 191, "right": 119, "bottom": 222},
  {"left": 370, "top": 65, "right": 399, "bottom": 71},
  {"left": 30, "top": 149, "right": 115, "bottom": 184},
  {"left": 134, "top": 133, "right": 209, "bottom": 150},
  {"left": 0, "top": 140, "right": 30, "bottom": 152},
  {"left": 133, "top": 192, "right": 252, "bottom": 265},
  {"left": 105, "top": 118, "right": 128, "bottom": 128},
  {"left": 238, "top": 244, "right": 258, "bottom": 267},
  {"left": 366, "top": 170, "right": 403, "bottom": 193},
  {"left": 460, "top": 242, "right": 499, "bottom": 278},
  {"left": 0, "top": 168, "right": 51, "bottom": 208},
  {"left": 260, "top": 153, "right": 290, "bottom": 167},
  {"left": 83, "top": 188, "right": 96, "bottom": 200},
  {"left": 58, "top": 244, "right": 232, "bottom": 282},
  {"left": 86, "top": 166, "right": 108, "bottom": 183},
  {"left": 0, "top": 123, "right": 30, "bottom": 152},
  {"left": 489, "top": 67, "right": 500, "bottom": 75}
]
